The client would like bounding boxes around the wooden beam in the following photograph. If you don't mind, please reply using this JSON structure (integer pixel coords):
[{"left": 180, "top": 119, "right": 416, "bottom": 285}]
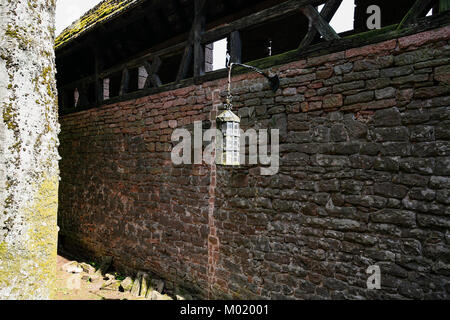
[
  {"left": 229, "top": 30, "right": 242, "bottom": 64},
  {"left": 298, "top": 0, "right": 342, "bottom": 50},
  {"left": 143, "top": 56, "right": 162, "bottom": 88},
  {"left": 93, "top": 45, "right": 104, "bottom": 104},
  {"left": 119, "top": 68, "right": 130, "bottom": 96},
  {"left": 59, "top": 10, "right": 450, "bottom": 116},
  {"left": 177, "top": 0, "right": 207, "bottom": 82},
  {"left": 300, "top": 5, "right": 340, "bottom": 41},
  {"left": 201, "top": 0, "right": 324, "bottom": 44},
  {"left": 99, "top": 41, "right": 186, "bottom": 79},
  {"left": 177, "top": 45, "right": 193, "bottom": 82},
  {"left": 397, "top": 0, "right": 435, "bottom": 29},
  {"left": 77, "top": 84, "right": 89, "bottom": 108},
  {"left": 59, "top": 0, "right": 325, "bottom": 91},
  {"left": 193, "top": 0, "right": 206, "bottom": 78}
]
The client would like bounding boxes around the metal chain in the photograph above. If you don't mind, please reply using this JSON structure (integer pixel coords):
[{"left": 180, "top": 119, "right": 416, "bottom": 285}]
[{"left": 226, "top": 62, "right": 234, "bottom": 110}]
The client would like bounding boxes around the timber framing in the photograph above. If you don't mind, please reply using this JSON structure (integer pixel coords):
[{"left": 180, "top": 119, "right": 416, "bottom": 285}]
[
  {"left": 298, "top": 0, "right": 342, "bottom": 49},
  {"left": 177, "top": 0, "right": 207, "bottom": 82},
  {"left": 143, "top": 57, "right": 162, "bottom": 88},
  {"left": 58, "top": 0, "right": 447, "bottom": 115},
  {"left": 397, "top": 0, "right": 435, "bottom": 29}
]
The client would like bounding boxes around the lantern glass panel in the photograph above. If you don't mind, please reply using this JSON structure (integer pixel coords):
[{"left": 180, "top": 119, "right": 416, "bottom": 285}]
[
  {"left": 233, "top": 151, "right": 239, "bottom": 164},
  {"left": 226, "top": 152, "right": 232, "bottom": 164},
  {"left": 225, "top": 136, "right": 233, "bottom": 150},
  {"left": 218, "top": 118, "right": 240, "bottom": 165}
]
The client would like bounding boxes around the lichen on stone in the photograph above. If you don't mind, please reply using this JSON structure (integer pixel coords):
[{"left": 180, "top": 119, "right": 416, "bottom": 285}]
[{"left": 55, "top": 0, "right": 144, "bottom": 50}]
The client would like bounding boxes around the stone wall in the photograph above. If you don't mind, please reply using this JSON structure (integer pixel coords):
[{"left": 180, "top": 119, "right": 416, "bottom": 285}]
[
  {"left": 0, "top": 0, "right": 60, "bottom": 300},
  {"left": 58, "top": 25, "right": 450, "bottom": 299}
]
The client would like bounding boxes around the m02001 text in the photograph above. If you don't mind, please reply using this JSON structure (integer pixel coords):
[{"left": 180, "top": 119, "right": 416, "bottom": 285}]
[{"left": 224, "top": 304, "right": 269, "bottom": 315}]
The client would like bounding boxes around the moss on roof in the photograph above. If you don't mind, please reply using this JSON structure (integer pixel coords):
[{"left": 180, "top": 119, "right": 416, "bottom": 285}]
[{"left": 55, "top": 0, "right": 146, "bottom": 50}]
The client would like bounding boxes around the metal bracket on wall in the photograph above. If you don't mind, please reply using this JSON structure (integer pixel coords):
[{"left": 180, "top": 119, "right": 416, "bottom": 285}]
[{"left": 227, "top": 62, "right": 280, "bottom": 93}]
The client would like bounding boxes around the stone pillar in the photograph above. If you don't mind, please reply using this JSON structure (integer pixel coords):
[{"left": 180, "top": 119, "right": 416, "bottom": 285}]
[{"left": 0, "top": 0, "right": 60, "bottom": 299}]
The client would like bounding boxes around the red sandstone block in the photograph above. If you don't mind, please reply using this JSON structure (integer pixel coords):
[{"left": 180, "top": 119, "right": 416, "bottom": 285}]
[
  {"left": 323, "top": 94, "right": 343, "bottom": 109},
  {"left": 173, "top": 98, "right": 187, "bottom": 106},
  {"left": 301, "top": 101, "right": 322, "bottom": 112},
  {"left": 297, "top": 86, "right": 307, "bottom": 93},
  {"left": 305, "top": 89, "right": 317, "bottom": 98},
  {"left": 341, "top": 98, "right": 397, "bottom": 111},
  {"left": 193, "top": 104, "right": 205, "bottom": 110},
  {"left": 163, "top": 100, "right": 174, "bottom": 108},
  {"left": 160, "top": 121, "right": 168, "bottom": 129},
  {"left": 278, "top": 60, "right": 307, "bottom": 73},
  {"left": 346, "top": 39, "right": 397, "bottom": 58},
  {"left": 191, "top": 114, "right": 206, "bottom": 122},
  {"left": 178, "top": 116, "right": 191, "bottom": 126},
  {"left": 146, "top": 143, "right": 155, "bottom": 152},
  {"left": 287, "top": 103, "right": 300, "bottom": 113},
  {"left": 168, "top": 120, "right": 178, "bottom": 128},
  {"left": 149, "top": 124, "right": 160, "bottom": 131},
  {"left": 316, "top": 68, "right": 334, "bottom": 79},
  {"left": 397, "top": 89, "right": 413, "bottom": 103},
  {"left": 135, "top": 96, "right": 152, "bottom": 105},
  {"left": 399, "top": 26, "right": 450, "bottom": 49},
  {"left": 300, "top": 102, "right": 309, "bottom": 112},
  {"left": 435, "top": 65, "right": 450, "bottom": 84},
  {"left": 283, "top": 88, "right": 297, "bottom": 96},
  {"left": 306, "top": 51, "right": 345, "bottom": 67},
  {"left": 309, "top": 81, "right": 324, "bottom": 89},
  {"left": 174, "top": 86, "right": 196, "bottom": 96}
]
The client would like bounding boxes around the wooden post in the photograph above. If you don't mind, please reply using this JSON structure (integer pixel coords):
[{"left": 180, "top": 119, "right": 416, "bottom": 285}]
[
  {"left": 119, "top": 68, "right": 129, "bottom": 96},
  {"left": 177, "top": 0, "right": 206, "bottom": 82},
  {"left": 193, "top": 2, "right": 206, "bottom": 78},
  {"left": 93, "top": 46, "right": 103, "bottom": 104},
  {"left": 78, "top": 83, "right": 89, "bottom": 108},
  {"left": 229, "top": 31, "right": 242, "bottom": 64}
]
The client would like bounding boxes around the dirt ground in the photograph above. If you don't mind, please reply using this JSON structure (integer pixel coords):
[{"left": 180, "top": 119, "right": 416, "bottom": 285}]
[{"left": 54, "top": 255, "right": 150, "bottom": 300}]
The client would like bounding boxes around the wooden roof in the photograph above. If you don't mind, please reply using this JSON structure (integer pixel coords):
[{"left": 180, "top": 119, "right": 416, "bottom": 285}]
[{"left": 55, "top": 0, "right": 146, "bottom": 50}]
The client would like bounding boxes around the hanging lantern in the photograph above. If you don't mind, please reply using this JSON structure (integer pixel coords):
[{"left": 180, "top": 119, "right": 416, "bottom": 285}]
[
  {"left": 217, "top": 109, "right": 240, "bottom": 166},
  {"left": 215, "top": 61, "right": 278, "bottom": 166}
]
